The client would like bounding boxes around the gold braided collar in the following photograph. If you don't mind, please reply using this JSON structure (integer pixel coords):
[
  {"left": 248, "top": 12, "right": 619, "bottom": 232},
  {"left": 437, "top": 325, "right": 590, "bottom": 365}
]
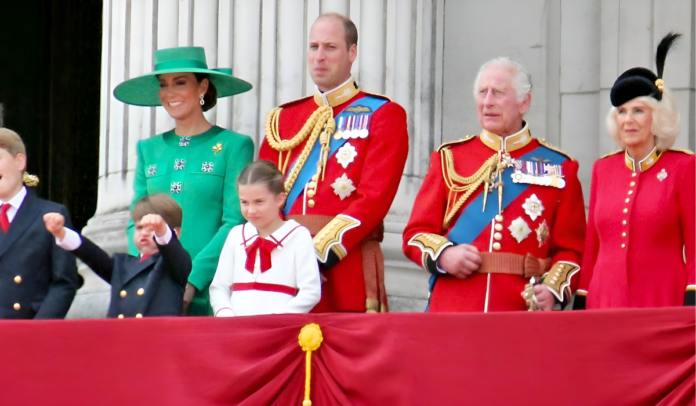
[
  {"left": 625, "top": 146, "right": 661, "bottom": 172},
  {"left": 313, "top": 77, "right": 360, "bottom": 108},
  {"left": 479, "top": 122, "right": 532, "bottom": 153}
]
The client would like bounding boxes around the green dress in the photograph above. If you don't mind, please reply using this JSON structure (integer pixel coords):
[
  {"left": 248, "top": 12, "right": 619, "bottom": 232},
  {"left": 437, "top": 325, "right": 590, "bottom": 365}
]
[{"left": 128, "top": 125, "right": 254, "bottom": 315}]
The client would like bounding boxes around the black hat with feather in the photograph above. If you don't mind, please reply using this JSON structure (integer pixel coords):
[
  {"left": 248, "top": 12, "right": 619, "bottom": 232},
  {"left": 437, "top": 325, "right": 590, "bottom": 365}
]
[{"left": 610, "top": 32, "right": 681, "bottom": 107}]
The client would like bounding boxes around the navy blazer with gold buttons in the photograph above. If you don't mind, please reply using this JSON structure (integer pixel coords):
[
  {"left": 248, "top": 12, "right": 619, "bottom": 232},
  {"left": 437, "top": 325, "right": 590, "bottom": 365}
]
[{"left": 72, "top": 231, "right": 191, "bottom": 318}]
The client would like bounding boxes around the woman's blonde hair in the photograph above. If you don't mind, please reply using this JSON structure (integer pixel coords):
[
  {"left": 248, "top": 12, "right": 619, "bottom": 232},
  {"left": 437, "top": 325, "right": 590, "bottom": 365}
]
[{"left": 606, "top": 88, "right": 680, "bottom": 150}]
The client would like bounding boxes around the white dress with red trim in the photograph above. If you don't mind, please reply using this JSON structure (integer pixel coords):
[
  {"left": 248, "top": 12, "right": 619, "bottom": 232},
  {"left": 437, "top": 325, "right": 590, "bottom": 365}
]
[{"left": 209, "top": 220, "right": 321, "bottom": 316}]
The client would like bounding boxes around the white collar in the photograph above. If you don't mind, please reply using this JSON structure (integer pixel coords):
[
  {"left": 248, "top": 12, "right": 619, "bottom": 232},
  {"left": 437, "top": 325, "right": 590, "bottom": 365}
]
[
  {"left": 241, "top": 220, "right": 303, "bottom": 248},
  {"left": 0, "top": 186, "right": 27, "bottom": 209}
]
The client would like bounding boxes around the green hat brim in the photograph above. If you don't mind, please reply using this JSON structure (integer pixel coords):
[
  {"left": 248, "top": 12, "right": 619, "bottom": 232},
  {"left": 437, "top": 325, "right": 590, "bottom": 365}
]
[{"left": 113, "top": 68, "right": 252, "bottom": 107}]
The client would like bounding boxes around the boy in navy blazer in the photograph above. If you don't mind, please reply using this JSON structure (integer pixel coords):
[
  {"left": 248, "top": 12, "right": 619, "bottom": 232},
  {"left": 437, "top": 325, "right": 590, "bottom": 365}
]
[
  {"left": 0, "top": 128, "right": 81, "bottom": 319},
  {"left": 44, "top": 194, "right": 192, "bottom": 318}
]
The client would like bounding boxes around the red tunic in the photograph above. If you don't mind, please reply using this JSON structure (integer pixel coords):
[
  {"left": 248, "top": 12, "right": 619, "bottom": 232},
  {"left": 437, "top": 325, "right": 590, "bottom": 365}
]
[
  {"left": 403, "top": 125, "right": 586, "bottom": 312},
  {"left": 259, "top": 80, "right": 408, "bottom": 312},
  {"left": 578, "top": 149, "right": 695, "bottom": 308}
]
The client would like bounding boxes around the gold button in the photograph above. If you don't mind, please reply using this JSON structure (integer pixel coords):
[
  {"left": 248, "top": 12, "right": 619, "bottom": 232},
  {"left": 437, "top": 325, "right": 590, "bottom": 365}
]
[
  {"left": 14, "top": 276, "right": 21, "bottom": 284},
  {"left": 625, "top": 198, "right": 630, "bottom": 203},
  {"left": 622, "top": 220, "right": 627, "bottom": 225},
  {"left": 311, "top": 174, "right": 319, "bottom": 182},
  {"left": 630, "top": 181, "right": 635, "bottom": 187},
  {"left": 494, "top": 223, "right": 503, "bottom": 231},
  {"left": 621, "top": 244, "right": 626, "bottom": 248},
  {"left": 118, "top": 314, "right": 124, "bottom": 319},
  {"left": 135, "top": 313, "right": 143, "bottom": 318},
  {"left": 622, "top": 208, "right": 628, "bottom": 214},
  {"left": 492, "top": 242, "right": 501, "bottom": 251},
  {"left": 308, "top": 199, "right": 315, "bottom": 208},
  {"left": 631, "top": 173, "right": 637, "bottom": 177},
  {"left": 622, "top": 232, "right": 626, "bottom": 237},
  {"left": 308, "top": 181, "right": 317, "bottom": 189},
  {"left": 495, "top": 215, "right": 504, "bottom": 222},
  {"left": 559, "top": 264, "right": 565, "bottom": 269},
  {"left": 493, "top": 232, "right": 502, "bottom": 241},
  {"left": 13, "top": 303, "right": 20, "bottom": 311},
  {"left": 307, "top": 190, "right": 316, "bottom": 198},
  {"left": 628, "top": 190, "right": 633, "bottom": 195},
  {"left": 120, "top": 290, "right": 127, "bottom": 298},
  {"left": 137, "top": 288, "right": 145, "bottom": 296}
]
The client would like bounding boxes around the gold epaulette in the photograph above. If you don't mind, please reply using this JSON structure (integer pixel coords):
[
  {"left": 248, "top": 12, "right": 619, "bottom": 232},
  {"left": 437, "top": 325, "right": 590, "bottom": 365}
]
[
  {"left": 437, "top": 135, "right": 477, "bottom": 152},
  {"left": 537, "top": 139, "right": 575, "bottom": 161},
  {"left": 599, "top": 150, "right": 623, "bottom": 159},
  {"left": 364, "top": 91, "right": 393, "bottom": 103},
  {"left": 667, "top": 148, "right": 694, "bottom": 155}
]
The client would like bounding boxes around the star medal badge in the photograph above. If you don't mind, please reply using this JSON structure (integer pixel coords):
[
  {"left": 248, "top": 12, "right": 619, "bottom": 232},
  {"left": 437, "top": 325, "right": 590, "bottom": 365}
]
[
  {"left": 657, "top": 168, "right": 667, "bottom": 181},
  {"left": 331, "top": 173, "right": 356, "bottom": 200},
  {"left": 522, "top": 194, "right": 544, "bottom": 221},
  {"left": 535, "top": 220, "right": 550, "bottom": 247},
  {"left": 336, "top": 142, "right": 358, "bottom": 169},
  {"left": 509, "top": 217, "right": 532, "bottom": 243}
]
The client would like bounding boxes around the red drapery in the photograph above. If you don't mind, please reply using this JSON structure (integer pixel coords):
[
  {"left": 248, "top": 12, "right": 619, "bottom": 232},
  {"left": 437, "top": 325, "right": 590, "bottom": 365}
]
[{"left": 0, "top": 308, "right": 693, "bottom": 406}]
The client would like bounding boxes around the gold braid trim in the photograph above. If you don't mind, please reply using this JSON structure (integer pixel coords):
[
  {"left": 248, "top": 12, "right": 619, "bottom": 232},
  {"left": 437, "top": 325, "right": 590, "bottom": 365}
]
[
  {"left": 441, "top": 149, "right": 499, "bottom": 228},
  {"left": 265, "top": 105, "right": 335, "bottom": 193}
]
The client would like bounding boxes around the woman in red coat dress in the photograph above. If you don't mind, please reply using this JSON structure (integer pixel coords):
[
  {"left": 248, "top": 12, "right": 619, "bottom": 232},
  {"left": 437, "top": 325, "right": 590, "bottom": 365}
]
[{"left": 575, "top": 33, "right": 695, "bottom": 309}]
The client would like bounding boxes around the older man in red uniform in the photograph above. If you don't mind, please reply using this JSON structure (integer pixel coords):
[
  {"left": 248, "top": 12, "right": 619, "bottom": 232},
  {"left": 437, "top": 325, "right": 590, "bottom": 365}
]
[
  {"left": 259, "top": 13, "right": 408, "bottom": 313},
  {"left": 403, "top": 58, "right": 586, "bottom": 312}
]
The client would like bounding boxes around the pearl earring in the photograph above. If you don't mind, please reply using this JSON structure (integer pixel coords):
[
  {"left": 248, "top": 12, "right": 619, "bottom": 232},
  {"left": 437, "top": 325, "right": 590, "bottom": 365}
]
[{"left": 199, "top": 95, "right": 205, "bottom": 106}]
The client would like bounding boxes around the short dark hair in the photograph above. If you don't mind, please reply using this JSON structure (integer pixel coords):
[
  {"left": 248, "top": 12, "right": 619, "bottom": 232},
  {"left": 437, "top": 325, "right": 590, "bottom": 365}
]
[
  {"left": 132, "top": 194, "right": 183, "bottom": 229},
  {"left": 237, "top": 160, "right": 285, "bottom": 196},
  {"left": 193, "top": 73, "right": 218, "bottom": 112},
  {"left": 317, "top": 13, "right": 358, "bottom": 49}
]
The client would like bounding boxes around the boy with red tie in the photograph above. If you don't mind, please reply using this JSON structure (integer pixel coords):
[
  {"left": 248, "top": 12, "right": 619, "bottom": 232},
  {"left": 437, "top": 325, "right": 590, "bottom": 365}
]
[
  {"left": 44, "top": 194, "right": 192, "bottom": 318},
  {"left": 0, "top": 128, "right": 81, "bottom": 319}
]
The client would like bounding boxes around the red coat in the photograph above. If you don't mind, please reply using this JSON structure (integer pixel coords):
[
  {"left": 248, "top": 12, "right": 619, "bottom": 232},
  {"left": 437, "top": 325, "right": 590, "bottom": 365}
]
[
  {"left": 259, "top": 80, "right": 408, "bottom": 313},
  {"left": 578, "top": 148, "right": 695, "bottom": 308},
  {"left": 403, "top": 125, "right": 586, "bottom": 312}
]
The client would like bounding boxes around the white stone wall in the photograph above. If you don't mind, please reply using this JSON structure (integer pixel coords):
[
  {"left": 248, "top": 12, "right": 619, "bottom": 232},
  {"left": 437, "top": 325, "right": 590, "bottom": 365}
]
[{"left": 68, "top": 0, "right": 696, "bottom": 317}]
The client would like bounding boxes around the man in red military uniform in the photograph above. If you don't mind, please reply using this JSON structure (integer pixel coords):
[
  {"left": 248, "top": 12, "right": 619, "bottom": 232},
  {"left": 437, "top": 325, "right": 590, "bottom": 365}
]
[
  {"left": 259, "top": 13, "right": 408, "bottom": 313},
  {"left": 403, "top": 58, "right": 586, "bottom": 312}
]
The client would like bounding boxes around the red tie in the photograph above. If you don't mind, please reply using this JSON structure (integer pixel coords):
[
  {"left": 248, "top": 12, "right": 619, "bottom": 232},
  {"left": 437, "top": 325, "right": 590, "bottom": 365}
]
[
  {"left": 140, "top": 254, "right": 151, "bottom": 263},
  {"left": 0, "top": 204, "right": 10, "bottom": 233},
  {"left": 244, "top": 237, "right": 278, "bottom": 273}
]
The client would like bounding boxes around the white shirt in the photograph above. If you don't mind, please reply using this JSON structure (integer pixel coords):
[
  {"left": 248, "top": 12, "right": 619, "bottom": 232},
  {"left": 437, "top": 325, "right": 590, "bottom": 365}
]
[
  {"left": 0, "top": 186, "right": 27, "bottom": 223},
  {"left": 209, "top": 220, "right": 321, "bottom": 317}
]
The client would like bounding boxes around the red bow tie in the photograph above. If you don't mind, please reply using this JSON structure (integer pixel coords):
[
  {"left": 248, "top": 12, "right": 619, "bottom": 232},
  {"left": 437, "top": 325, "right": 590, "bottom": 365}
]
[{"left": 245, "top": 237, "right": 278, "bottom": 274}]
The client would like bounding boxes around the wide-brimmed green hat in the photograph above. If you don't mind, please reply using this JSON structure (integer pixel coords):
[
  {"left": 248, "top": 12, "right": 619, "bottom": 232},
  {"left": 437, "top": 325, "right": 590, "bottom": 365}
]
[{"left": 113, "top": 46, "right": 252, "bottom": 106}]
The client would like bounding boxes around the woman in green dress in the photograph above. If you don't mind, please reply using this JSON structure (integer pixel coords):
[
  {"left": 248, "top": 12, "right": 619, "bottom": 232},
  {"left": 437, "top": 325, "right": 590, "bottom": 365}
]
[{"left": 113, "top": 47, "right": 254, "bottom": 315}]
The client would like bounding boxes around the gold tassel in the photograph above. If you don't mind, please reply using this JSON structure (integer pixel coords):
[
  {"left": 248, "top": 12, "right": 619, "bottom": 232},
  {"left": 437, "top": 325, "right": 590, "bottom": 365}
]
[
  {"left": 298, "top": 324, "right": 324, "bottom": 406},
  {"left": 23, "top": 172, "right": 39, "bottom": 187}
]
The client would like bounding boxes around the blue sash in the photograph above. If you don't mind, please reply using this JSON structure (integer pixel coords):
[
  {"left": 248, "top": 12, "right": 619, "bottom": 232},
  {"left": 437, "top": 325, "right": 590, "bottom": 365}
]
[
  {"left": 425, "top": 143, "right": 569, "bottom": 310},
  {"left": 283, "top": 95, "right": 388, "bottom": 215}
]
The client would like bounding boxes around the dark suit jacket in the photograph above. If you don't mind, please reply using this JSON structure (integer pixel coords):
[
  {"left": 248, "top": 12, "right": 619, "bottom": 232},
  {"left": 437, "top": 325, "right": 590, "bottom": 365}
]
[
  {"left": 72, "top": 230, "right": 191, "bottom": 317},
  {"left": 0, "top": 190, "right": 82, "bottom": 319}
]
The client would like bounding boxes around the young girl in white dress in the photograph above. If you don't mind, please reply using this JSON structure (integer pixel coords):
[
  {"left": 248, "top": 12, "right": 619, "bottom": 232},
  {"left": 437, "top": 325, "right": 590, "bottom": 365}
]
[{"left": 209, "top": 161, "right": 321, "bottom": 316}]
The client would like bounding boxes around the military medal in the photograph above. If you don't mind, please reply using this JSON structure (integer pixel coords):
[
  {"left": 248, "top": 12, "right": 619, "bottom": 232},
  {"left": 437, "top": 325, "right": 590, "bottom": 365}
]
[
  {"left": 511, "top": 159, "right": 566, "bottom": 188},
  {"left": 535, "top": 220, "right": 550, "bottom": 247},
  {"left": 358, "top": 115, "right": 369, "bottom": 138},
  {"left": 509, "top": 217, "right": 532, "bottom": 243},
  {"left": 522, "top": 194, "right": 544, "bottom": 221},
  {"left": 657, "top": 168, "right": 667, "bottom": 181},
  {"left": 342, "top": 116, "right": 354, "bottom": 139},
  {"left": 331, "top": 173, "right": 356, "bottom": 200},
  {"left": 336, "top": 142, "right": 358, "bottom": 169}
]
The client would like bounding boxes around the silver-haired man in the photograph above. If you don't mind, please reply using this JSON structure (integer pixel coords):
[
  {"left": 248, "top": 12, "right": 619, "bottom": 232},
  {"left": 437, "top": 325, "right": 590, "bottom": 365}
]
[{"left": 403, "top": 58, "right": 586, "bottom": 312}]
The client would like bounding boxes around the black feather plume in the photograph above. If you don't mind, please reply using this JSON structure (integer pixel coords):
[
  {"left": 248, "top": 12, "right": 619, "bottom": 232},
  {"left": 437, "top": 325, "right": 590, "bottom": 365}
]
[{"left": 655, "top": 32, "right": 681, "bottom": 78}]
